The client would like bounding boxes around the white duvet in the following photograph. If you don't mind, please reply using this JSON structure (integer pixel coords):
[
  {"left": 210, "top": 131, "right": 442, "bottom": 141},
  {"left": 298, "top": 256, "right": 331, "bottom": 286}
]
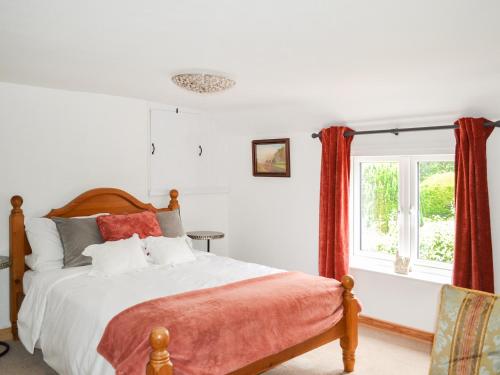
[{"left": 18, "top": 251, "right": 282, "bottom": 375}]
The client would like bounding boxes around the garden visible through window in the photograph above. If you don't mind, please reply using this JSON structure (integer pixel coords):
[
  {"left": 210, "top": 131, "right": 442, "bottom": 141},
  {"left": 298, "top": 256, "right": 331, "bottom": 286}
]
[
  {"left": 418, "top": 161, "right": 455, "bottom": 264},
  {"left": 360, "top": 162, "right": 399, "bottom": 255}
]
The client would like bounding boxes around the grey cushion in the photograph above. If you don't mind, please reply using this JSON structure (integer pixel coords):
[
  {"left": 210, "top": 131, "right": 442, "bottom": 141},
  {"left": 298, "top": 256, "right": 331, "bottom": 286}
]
[
  {"left": 52, "top": 217, "right": 104, "bottom": 268},
  {"left": 157, "top": 210, "right": 185, "bottom": 237}
]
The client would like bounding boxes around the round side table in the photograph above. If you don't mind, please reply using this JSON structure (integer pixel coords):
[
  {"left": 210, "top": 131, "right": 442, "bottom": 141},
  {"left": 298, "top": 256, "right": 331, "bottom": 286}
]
[
  {"left": 186, "top": 231, "right": 224, "bottom": 253},
  {"left": 0, "top": 256, "right": 10, "bottom": 358}
]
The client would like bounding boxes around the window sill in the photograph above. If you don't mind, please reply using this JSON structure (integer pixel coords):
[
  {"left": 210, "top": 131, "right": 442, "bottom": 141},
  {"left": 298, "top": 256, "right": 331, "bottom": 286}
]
[{"left": 350, "top": 257, "right": 451, "bottom": 285}]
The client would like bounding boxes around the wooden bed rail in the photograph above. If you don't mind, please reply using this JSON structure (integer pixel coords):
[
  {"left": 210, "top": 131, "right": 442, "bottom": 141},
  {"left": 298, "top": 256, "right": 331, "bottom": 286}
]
[{"left": 146, "top": 275, "right": 359, "bottom": 374}]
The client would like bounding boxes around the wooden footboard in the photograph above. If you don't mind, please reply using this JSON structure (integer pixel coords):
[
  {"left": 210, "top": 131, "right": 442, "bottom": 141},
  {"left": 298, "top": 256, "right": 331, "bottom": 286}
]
[{"left": 146, "top": 275, "right": 359, "bottom": 374}]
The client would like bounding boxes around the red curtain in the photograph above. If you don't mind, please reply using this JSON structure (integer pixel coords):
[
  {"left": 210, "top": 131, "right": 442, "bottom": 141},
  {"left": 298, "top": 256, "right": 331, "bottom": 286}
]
[
  {"left": 319, "top": 126, "right": 354, "bottom": 280},
  {"left": 453, "top": 117, "right": 495, "bottom": 293}
]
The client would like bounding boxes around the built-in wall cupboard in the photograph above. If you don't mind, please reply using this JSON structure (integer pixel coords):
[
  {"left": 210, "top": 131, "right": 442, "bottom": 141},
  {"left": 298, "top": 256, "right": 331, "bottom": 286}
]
[{"left": 149, "top": 108, "right": 228, "bottom": 196}]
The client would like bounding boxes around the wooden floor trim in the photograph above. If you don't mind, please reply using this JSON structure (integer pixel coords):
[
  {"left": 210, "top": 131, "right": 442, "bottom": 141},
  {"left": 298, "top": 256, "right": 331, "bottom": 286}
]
[
  {"left": 359, "top": 315, "right": 434, "bottom": 343},
  {"left": 0, "top": 327, "right": 13, "bottom": 341}
]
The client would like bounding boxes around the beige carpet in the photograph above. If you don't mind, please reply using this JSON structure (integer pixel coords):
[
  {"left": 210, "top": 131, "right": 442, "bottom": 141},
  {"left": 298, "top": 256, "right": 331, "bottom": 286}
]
[{"left": 0, "top": 326, "right": 431, "bottom": 374}]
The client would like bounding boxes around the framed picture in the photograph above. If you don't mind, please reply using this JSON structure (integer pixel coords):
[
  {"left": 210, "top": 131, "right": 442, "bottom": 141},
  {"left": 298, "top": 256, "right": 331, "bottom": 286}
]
[{"left": 252, "top": 138, "right": 290, "bottom": 177}]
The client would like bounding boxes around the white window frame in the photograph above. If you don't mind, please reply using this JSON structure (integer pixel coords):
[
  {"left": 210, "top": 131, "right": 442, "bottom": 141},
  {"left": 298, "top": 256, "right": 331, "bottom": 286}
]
[{"left": 351, "top": 154, "right": 454, "bottom": 277}]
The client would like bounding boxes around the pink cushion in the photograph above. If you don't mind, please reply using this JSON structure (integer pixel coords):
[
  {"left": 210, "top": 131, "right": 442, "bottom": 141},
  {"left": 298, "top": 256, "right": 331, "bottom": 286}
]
[{"left": 96, "top": 211, "right": 162, "bottom": 241}]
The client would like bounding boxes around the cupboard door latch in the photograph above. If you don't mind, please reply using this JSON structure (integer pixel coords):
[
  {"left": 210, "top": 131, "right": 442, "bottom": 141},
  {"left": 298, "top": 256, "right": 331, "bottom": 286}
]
[
  {"left": 198, "top": 145, "right": 203, "bottom": 156},
  {"left": 151, "top": 143, "right": 155, "bottom": 155}
]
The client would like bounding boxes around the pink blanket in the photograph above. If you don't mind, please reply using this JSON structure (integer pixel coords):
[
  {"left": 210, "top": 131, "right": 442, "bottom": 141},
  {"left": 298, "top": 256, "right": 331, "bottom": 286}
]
[{"left": 98, "top": 272, "right": 344, "bottom": 375}]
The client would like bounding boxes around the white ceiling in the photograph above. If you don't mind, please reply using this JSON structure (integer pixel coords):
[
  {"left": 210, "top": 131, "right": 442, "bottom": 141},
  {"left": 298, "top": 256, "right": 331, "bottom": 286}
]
[{"left": 1, "top": 0, "right": 499, "bottom": 124}]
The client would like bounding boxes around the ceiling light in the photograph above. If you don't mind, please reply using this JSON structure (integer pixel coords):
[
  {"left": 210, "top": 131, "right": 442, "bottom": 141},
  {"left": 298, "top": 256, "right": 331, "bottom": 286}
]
[{"left": 171, "top": 73, "right": 235, "bottom": 94}]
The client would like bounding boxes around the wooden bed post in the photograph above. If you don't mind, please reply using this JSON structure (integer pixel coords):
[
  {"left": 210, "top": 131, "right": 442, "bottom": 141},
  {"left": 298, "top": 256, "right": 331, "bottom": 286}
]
[
  {"left": 146, "top": 327, "right": 173, "bottom": 375},
  {"left": 168, "top": 189, "right": 179, "bottom": 210},
  {"left": 9, "top": 195, "right": 25, "bottom": 340},
  {"left": 340, "top": 275, "right": 359, "bottom": 373}
]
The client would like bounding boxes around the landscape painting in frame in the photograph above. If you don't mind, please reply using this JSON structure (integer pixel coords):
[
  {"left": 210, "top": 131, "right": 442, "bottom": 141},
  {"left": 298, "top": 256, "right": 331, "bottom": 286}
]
[{"left": 252, "top": 138, "right": 290, "bottom": 177}]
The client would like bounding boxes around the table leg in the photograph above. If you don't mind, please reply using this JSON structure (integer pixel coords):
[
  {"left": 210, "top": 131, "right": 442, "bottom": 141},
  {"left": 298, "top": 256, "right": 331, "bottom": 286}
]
[{"left": 207, "top": 239, "right": 210, "bottom": 253}]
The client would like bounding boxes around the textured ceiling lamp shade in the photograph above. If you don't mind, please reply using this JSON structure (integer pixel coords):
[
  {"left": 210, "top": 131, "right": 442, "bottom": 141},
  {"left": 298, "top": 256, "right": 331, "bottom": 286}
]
[{"left": 172, "top": 73, "right": 235, "bottom": 93}]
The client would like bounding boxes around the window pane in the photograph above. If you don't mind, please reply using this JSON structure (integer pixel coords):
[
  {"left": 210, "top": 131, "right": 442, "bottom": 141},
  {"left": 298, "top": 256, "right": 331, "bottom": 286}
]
[
  {"left": 360, "top": 162, "right": 399, "bottom": 255},
  {"left": 418, "top": 161, "right": 455, "bottom": 263}
]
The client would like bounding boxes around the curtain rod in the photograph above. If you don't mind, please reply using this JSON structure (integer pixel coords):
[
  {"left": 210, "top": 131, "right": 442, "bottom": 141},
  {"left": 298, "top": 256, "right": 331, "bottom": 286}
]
[{"left": 311, "top": 120, "right": 500, "bottom": 139}]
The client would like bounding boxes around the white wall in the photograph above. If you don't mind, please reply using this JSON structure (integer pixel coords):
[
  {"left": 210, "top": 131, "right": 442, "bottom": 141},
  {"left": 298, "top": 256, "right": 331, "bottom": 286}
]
[
  {"left": 224, "top": 114, "right": 500, "bottom": 332},
  {"left": 0, "top": 82, "right": 229, "bottom": 328},
  {"left": 227, "top": 133, "right": 321, "bottom": 273}
]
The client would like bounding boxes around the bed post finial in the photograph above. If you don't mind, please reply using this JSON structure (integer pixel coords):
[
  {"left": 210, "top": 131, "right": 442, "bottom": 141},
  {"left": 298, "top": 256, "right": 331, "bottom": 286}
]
[
  {"left": 341, "top": 275, "right": 354, "bottom": 291},
  {"left": 11, "top": 195, "right": 23, "bottom": 212},
  {"left": 340, "top": 275, "right": 358, "bottom": 372},
  {"left": 10, "top": 195, "right": 25, "bottom": 340},
  {"left": 146, "top": 327, "right": 173, "bottom": 375},
  {"left": 168, "top": 189, "right": 179, "bottom": 210}
]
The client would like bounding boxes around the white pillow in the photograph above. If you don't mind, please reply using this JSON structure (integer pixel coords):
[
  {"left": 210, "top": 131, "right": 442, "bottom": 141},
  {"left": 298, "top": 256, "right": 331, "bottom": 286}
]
[
  {"left": 144, "top": 235, "right": 196, "bottom": 266},
  {"left": 25, "top": 254, "right": 63, "bottom": 273},
  {"left": 25, "top": 218, "right": 65, "bottom": 271},
  {"left": 83, "top": 234, "right": 148, "bottom": 276},
  {"left": 25, "top": 213, "right": 109, "bottom": 272}
]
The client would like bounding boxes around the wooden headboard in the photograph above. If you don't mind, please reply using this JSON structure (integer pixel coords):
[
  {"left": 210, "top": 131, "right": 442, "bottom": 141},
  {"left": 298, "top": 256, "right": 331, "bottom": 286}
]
[{"left": 9, "top": 187, "right": 179, "bottom": 339}]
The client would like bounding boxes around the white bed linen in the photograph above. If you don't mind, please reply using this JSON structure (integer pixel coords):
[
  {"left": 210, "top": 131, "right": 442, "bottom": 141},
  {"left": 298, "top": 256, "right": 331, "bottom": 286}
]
[
  {"left": 18, "top": 251, "right": 282, "bottom": 375},
  {"left": 23, "top": 270, "right": 36, "bottom": 294}
]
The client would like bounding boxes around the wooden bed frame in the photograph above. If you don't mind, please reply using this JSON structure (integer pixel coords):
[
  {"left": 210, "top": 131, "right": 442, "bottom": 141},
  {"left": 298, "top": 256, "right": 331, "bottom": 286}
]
[{"left": 9, "top": 187, "right": 359, "bottom": 374}]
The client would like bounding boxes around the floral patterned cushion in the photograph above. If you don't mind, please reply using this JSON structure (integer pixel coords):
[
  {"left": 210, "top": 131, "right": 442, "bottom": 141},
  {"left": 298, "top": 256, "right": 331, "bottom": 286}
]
[
  {"left": 96, "top": 211, "right": 162, "bottom": 241},
  {"left": 430, "top": 285, "right": 500, "bottom": 374}
]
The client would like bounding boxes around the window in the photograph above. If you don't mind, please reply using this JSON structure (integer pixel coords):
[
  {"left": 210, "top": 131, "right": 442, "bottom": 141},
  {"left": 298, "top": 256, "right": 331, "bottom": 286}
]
[{"left": 352, "top": 155, "right": 455, "bottom": 274}]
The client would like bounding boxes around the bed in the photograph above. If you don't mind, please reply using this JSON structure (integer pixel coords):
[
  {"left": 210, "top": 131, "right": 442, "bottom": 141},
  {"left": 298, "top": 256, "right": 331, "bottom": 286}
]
[{"left": 9, "top": 188, "right": 360, "bottom": 374}]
